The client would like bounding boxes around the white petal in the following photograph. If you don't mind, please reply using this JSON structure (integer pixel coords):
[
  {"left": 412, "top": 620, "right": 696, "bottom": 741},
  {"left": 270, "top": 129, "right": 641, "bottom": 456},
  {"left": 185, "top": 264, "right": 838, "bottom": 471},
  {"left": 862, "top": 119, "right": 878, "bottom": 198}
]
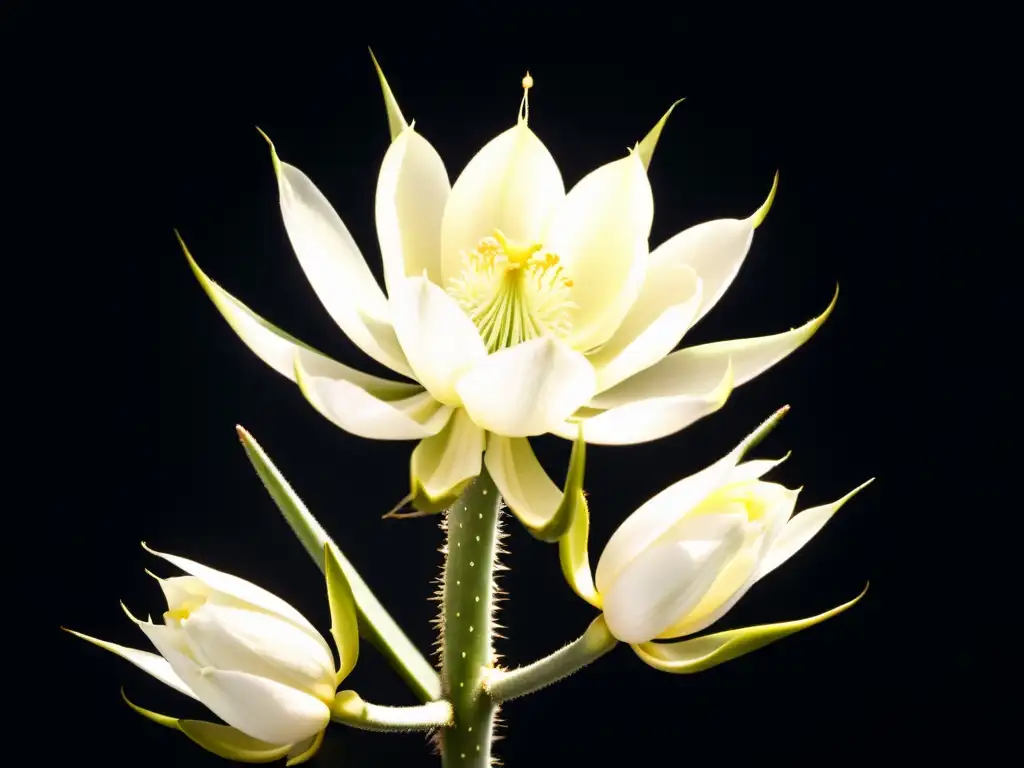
[
  {"left": 390, "top": 276, "right": 488, "bottom": 405},
  {"left": 440, "top": 124, "right": 564, "bottom": 284},
  {"left": 593, "top": 408, "right": 788, "bottom": 594},
  {"left": 551, "top": 359, "right": 733, "bottom": 446},
  {"left": 484, "top": 435, "right": 562, "bottom": 532},
  {"left": 64, "top": 628, "right": 198, "bottom": 701},
  {"left": 590, "top": 289, "right": 837, "bottom": 408},
  {"left": 410, "top": 408, "right": 485, "bottom": 504},
  {"left": 657, "top": 517, "right": 768, "bottom": 639},
  {"left": 456, "top": 337, "right": 596, "bottom": 437},
  {"left": 595, "top": 452, "right": 740, "bottom": 595},
  {"left": 588, "top": 264, "right": 702, "bottom": 393},
  {"left": 294, "top": 352, "right": 453, "bottom": 440},
  {"left": 182, "top": 604, "right": 336, "bottom": 703},
  {"left": 757, "top": 479, "right": 874, "bottom": 579},
  {"left": 375, "top": 127, "right": 450, "bottom": 294},
  {"left": 649, "top": 217, "right": 754, "bottom": 328},
  {"left": 182, "top": 236, "right": 415, "bottom": 384},
  {"left": 601, "top": 517, "right": 746, "bottom": 644},
  {"left": 142, "top": 545, "right": 320, "bottom": 639},
  {"left": 264, "top": 137, "right": 414, "bottom": 377},
  {"left": 545, "top": 151, "right": 653, "bottom": 352},
  {"left": 201, "top": 669, "right": 330, "bottom": 745},
  {"left": 728, "top": 454, "right": 791, "bottom": 485},
  {"left": 153, "top": 575, "right": 208, "bottom": 613}
]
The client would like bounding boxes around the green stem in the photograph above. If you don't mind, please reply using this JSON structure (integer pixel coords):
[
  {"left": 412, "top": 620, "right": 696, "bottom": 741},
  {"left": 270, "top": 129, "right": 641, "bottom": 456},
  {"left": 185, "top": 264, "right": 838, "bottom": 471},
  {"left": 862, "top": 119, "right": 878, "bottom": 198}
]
[
  {"left": 330, "top": 691, "right": 452, "bottom": 733},
  {"left": 440, "top": 469, "right": 501, "bottom": 767},
  {"left": 485, "top": 615, "right": 618, "bottom": 702}
]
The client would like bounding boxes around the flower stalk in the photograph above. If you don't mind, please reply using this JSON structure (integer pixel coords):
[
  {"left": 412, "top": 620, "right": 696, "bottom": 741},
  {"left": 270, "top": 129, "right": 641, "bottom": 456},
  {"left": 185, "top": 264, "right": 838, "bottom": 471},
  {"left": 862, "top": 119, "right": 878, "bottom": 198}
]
[
  {"left": 485, "top": 615, "right": 618, "bottom": 702},
  {"left": 439, "top": 469, "right": 502, "bottom": 767}
]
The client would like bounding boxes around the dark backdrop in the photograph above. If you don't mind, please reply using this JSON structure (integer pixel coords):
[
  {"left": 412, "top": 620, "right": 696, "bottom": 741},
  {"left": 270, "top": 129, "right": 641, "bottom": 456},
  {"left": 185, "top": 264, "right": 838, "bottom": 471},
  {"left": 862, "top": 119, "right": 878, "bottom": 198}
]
[{"left": 16, "top": 5, "right": 1011, "bottom": 766}]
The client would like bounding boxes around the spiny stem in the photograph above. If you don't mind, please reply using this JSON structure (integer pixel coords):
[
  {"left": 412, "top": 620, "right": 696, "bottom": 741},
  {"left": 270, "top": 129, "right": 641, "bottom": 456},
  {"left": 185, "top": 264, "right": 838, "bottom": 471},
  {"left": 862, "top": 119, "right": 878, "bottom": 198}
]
[
  {"left": 484, "top": 615, "right": 618, "bottom": 702},
  {"left": 440, "top": 469, "right": 501, "bottom": 767}
]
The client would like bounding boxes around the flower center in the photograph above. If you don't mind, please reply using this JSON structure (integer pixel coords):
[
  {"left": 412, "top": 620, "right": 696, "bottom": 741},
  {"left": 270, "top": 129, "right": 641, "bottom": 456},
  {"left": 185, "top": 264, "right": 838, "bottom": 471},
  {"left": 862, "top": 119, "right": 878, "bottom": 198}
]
[
  {"left": 446, "top": 229, "right": 575, "bottom": 352},
  {"left": 164, "top": 596, "right": 206, "bottom": 624}
]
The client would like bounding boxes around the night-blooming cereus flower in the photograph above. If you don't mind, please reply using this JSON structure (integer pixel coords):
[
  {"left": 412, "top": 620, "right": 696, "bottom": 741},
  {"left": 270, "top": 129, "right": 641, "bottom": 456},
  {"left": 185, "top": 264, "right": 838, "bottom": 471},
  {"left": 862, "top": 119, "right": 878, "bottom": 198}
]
[
  {"left": 559, "top": 407, "right": 871, "bottom": 672},
  {"left": 181, "top": 55, "right": 835, "bottom": 533},
  {"left": 64, "top": 543, "right": 358, "bottom": 765}
]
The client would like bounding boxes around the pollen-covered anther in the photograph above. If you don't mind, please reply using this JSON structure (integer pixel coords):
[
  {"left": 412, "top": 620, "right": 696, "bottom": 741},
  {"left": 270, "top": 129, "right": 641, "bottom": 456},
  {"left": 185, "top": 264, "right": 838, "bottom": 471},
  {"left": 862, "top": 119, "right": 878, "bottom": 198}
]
[{"left": 446, "top": 228, "right": 576, "bottom": 352}]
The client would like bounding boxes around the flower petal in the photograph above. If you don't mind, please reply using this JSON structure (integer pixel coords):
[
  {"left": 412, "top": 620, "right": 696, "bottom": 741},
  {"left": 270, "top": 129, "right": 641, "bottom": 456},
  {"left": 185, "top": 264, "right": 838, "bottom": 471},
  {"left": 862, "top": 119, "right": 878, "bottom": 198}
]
[
  {"left": 588, "top": 264, "right": 702, "bottom": 393},
  {"left": 258, "top": 134, "right": 414, "bottom": 377},
  {"left": 553, "top": 358, "right": 733, "bottom": 446},
  {"left": 369, "top": 49, "right": 407, "bottom": 141},
  {"left": 409, "top": 408, "right": 485, "bottom": 512},
  {"left": 63, "top": 628, "right": 198, "bottom": 701},
  {"left": 485, "top": 423, "right": 586, "bottom": 542},
  {"left": 294, "top": 354, "right": 452, "bottom": 440},
  {"left": 651, "top": 172, "right": 779, "bottom": 327},
  {"left": 390, "top": 276, "right": 488, "bottom": 405},
  {"left": 601, "top": 516, "right": 746, "bottom": 644},
  {"left": 594, "top": 406, "right": 789, "bottom": 593},
  {"left": 324, "top": 541, "right": 360, "bottom": 684},
  {"left": 440, "top": 124, "right": 564, "bottom": 284},
  {"left": 636, "top": 99, "right": 685, "bottom": 171},
  {"left": 456, "top": 337, "right": 597, "bottom": 438},
  {"left": 181, "top": 234, "right": 416, "bottom": 387},
  {"left": 545, "top": 151, "right": 653, "bottom": 352},
  {"left": 141, "top": 544, "right": 320, "bottom": 640},
  {"left": 191, "top": 668, "right": 330, "bottom": 746},
  {"left": 757, "top": 479, "right": 874, "bottom": 579},
  {"left": 632, "top": 584, "right": 868, "bottom": 674},
  {"left": 375, "top": 126, "right": 450, "bottom": 294},
  {"left": 181, "top": 604, "right": 336, "bottom": 703},
  {"left": 590, "top": 287, "right": 837, "bottom": 409},
  {"left": 728, "top": 454, "right": 791, "bottom": 485}
]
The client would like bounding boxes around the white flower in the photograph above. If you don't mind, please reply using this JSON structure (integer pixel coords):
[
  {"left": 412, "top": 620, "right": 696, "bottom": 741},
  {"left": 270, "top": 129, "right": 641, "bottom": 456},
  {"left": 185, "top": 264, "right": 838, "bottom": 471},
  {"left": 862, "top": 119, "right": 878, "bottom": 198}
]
[
  {"left": 181, "top": 58, "right": 834, "bottom": 525},
  {"left": 560, "top": 408, "right": 872, "bottom": 669},
  {"left": 66, "top": 544, "right": 357, "bottom": 762}
]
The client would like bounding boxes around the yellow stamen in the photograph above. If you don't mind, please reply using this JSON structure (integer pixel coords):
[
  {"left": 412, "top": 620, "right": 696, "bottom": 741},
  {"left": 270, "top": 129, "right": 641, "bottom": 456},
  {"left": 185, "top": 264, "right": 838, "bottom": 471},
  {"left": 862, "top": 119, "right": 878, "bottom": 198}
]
[{"left": 446, "top": 229, "right": 575, "bottom": 352}]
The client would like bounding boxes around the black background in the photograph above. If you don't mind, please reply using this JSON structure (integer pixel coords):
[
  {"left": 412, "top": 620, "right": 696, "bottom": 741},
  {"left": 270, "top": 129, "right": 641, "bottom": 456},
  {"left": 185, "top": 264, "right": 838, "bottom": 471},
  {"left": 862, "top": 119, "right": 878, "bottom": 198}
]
[{"left": 15, "top": 4, "right": 1012, "bottom": 766}]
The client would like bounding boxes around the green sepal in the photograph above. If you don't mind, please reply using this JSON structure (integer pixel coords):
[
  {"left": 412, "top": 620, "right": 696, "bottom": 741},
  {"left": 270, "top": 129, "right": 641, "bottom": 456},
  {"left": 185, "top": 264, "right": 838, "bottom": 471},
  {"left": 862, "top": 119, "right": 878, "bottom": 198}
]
[
  {"left": 632, "top": 584, "right": 869, "bottom": 673},
  {"left": 121, "top": 689, "right": 296, "bottom": 763},
  {"left": 236, "top": 426, "right": 441, "bottom": 702},
  {"left": 369, "top": 48, "right": 408, "bottom": 140},
  {"left": 324, "top": 541, "right": 359, "bottom": 683},
  {"left": 284, "top": 731, "right": 325, "bottom": 766},
  {"left": 558, "top": 485, "right": 600, "bottom": 608},
  {"left": 636, "top": 98, "right": 685, "bottom": 170},
  {"left": 531, "top": 422, "right": 587, "bottom": 542}
]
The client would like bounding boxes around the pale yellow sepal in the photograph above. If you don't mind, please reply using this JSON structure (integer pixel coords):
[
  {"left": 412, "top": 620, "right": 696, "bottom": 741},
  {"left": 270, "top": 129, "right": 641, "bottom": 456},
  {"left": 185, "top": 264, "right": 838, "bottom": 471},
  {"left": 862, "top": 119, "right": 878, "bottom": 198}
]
[
  {"left": 369, "top": 48, "right": 408, "bottom": 141},
  {"left": 324, "top": 542, "right": 359, "bottom": 683},
  {"left": 632, "top": 583, "right": 869, "bottom": 673},
  {"left": 558, "top": 488, "right": 601, "bottom": 609},
  {"left": 636, "top": 99, "right": 685, "bottom": 171},
  {"left": 406, "top": 409, "right": 484, "bottom": 515},
  {"left": 285, "top": 731, "right": 325, "bottom": 766},
  {"left": 488, "top": 422, "right": 588, "bottom": 542},
  {"left": 122, "top": 689, "right": 304, "bottom": 763}
]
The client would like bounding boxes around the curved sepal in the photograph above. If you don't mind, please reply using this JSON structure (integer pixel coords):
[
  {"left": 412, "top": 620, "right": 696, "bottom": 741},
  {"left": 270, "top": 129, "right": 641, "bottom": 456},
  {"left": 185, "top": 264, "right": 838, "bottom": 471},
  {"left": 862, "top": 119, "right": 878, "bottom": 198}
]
[
  {"left": 285, "top": 731, "right": 325, "bottom": 766},
  {"left": 324, "top": 541, "right": 359, "bottom": 683},
  {"left": 558, "top": 487, "right": 601, "bottom": 608},
  {"left": 632, "top": 583, "right": 869, "bottom": 674},
  {"left": 636, "top": 99, "right": 685, "bottom": 170},
  {"left": 236, "top": 426, "right": 441, "bottom": 702},
  {"left": 407, "top": 408, "right": 484, "bottom": 514},
  {"left": 369, "top": 49, "right": 408, "bottom": 141},
  {"left": 750, "top": 170, "right": 779, "bottom": 229},
  {"left": 485, "top": 422, "right": 587, "bottom": 542},
  {"left": 122, "top": 690, "right": 296, "bottom": 763}
]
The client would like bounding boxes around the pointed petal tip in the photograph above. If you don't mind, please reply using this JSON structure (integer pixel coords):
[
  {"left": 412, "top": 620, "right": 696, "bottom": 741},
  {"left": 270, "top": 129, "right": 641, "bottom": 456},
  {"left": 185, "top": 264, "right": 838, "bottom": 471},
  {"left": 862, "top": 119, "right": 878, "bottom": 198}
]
[{"left": 750, "top": 170, "right": 780, "bottom": 229}]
